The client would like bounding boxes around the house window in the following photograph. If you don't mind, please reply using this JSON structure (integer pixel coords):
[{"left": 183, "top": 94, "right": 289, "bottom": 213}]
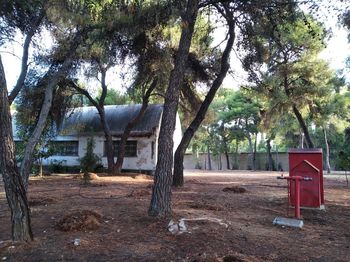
[
  {"left": 104, "top": 140, "right": 137, "bottom": 157},
  {"left": 53, "top": 141, "right": 79, "bottom": 156}
]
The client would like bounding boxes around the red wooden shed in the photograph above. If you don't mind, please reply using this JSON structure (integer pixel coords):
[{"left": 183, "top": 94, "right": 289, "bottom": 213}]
[{"left": 288, "top": 148, "right": 324, "bottom": 209}]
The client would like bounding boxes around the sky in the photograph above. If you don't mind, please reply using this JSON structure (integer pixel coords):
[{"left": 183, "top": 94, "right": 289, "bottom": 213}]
[{"left": 1, "top": 3, "right": 350, "bottom": 93}]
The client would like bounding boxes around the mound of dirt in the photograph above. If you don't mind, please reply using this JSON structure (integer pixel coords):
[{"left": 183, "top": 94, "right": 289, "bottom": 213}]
[
  {"left": 55, "top": 210, "right": 102, "bottom": 232},
  {"left": 222, "top": 186, "right": 246, "bottom": 193},
  {"left": 29, "top": 196, "right": 57, "bottom": 206},
  {"left": 75, "top": 173, "right": 100, "bottom": 181}
]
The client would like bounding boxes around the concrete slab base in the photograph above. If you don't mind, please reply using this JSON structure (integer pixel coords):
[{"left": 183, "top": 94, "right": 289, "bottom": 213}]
[{"left": 273, "top": 217, "right": 304, "bottom": 228}]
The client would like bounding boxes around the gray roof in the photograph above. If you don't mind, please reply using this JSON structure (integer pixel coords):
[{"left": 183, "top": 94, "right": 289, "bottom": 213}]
[{"left": 60, "top": 104, "right": 163, "bottom": 137}]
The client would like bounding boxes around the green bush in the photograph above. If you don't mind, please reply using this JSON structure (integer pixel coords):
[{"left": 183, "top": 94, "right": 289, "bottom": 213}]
[{"left": 79, "top": 138, "right": 101, "bottom": 173}]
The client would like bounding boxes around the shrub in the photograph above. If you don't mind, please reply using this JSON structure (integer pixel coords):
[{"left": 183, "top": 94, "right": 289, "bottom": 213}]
[{"left": 79, "top": 138, "right": 101, "bottom": 174}]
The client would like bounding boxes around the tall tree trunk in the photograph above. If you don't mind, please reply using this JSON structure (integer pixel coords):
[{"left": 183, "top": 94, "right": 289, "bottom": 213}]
[
  {"left": 323, "top": 127, "right": 331, "bottom": 174},
  {"left": 114, "top": 79, "right": 157, "bottom": 174},
  {"left": 69, "top": 69, "right": 115, "bottom": 173},
  {"left": 292, "top": 104, "right": 314, "bottom": 148},
  {"left": 98, "top": 106, "right": 115, "bottom": 174},
  {"left": 234, "top": 140, "right": 239, "bottom": 169},
  {"left": 266, "top": 138, "right": 274, "bottom": 171},
  {"left": 19, "top": 29, "right": 86, "bottom": 187},
  {"left": 247, "top": 133, "right": 253, "bottom": 170},
  {"left": 207, "top": 144, "right": 212, "bottom": 170},
  {"left": 221, "top": 125, "right": 230, "bottom": 170},
  {"left": 253, "top": 133, "right": 257, "bottom": 171},
  {"left": 225, "top": 149, "right": 230, "bottom": 170},
  {"left": 300, "top": 130, "right": 304, "bottom": 149},
  {"left": 148, "top": 0, "right": 199, "bottom": 217},
  {"left": 172, "top": 5, "right": 235, "bottom": 186},
  {"left": 20, "top": 58, "right": 74, "bottom": 188},
  {"left": 0, "top": 56, "right": 33, "bottom": 241}
]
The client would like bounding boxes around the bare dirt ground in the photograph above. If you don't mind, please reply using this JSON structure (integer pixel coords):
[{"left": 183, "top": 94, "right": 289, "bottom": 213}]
[{"left": 0, "top": 170, "right": 349, "bottom": 262}]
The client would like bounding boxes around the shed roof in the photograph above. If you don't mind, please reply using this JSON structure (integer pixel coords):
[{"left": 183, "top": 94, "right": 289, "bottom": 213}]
[
  {"left": 59, "top": 104, "right": 163, "bottom": 137},
  {"left": 291, "top": 160, "right": 320, "bottom": 173}
]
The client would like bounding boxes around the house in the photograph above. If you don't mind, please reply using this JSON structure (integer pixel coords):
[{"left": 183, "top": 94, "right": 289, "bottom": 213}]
[{"left": 14, "top": 104, "right": 182, "bottom": 173}]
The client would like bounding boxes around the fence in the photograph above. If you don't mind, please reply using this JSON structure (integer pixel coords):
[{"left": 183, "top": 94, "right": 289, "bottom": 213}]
[{"left": 183, "top": 152, "right": 289, "bottom": 171}]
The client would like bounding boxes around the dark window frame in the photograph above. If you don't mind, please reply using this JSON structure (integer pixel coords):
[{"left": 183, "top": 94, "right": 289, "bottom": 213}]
[
  {"left": 53, "top": 141, "right": 79, "bottom": 156},
  {"left": 104, "top": 140, "right": 137, "bottom": 157}
]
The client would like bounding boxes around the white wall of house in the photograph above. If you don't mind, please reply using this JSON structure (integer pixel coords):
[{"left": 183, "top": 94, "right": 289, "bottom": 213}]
[
  {"left": 42, "top": 134, "right": 158, "bottom": 171},
  {"left": 42, "top": 113, "right": 182, "bottom": 171}
]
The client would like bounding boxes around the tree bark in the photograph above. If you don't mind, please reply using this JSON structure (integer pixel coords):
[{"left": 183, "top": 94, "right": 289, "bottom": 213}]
[
  {"left": 98, "top": 106, "right": 115, "bottom": 173},
  {"left": 207, "top": 144, "right": 212, "bottom": 170},
  {"left": 172, "top": 5, "right": 235, "bottom": 186},
  {"left": 234, "top": 140, "right": 239, "bottom": 169},
  {"left": 115, "top": 79, "right": 157, "bottom": 174},
  {"left": 0, "top": 56, "right": 33, "bottom": 241},
  {"left": 247, "top": 133, "right": 253, "bottom": 170},
  {"left": 148, "top": 0, "right": 199, "bottom": 217},
  {"left": 221, "top": 124, "right": 230, "bottom": 170},
  {"left": 323, "top": 128, "right": 331, "bottom": 174},
  {"left": 224, "top": 149, "right": 230, "bottom": 170},
  {"left": 253, "top": 133, "right": 257, "bottom": 171},
  {"left": 292, "top": 104, "right": 314, "bottom": 148},
  {"left": 266, "top": 138, "right": 274, "bottom": 171}
]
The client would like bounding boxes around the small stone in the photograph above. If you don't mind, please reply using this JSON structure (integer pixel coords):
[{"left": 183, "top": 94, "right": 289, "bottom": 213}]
[
  {"left": 117, "top": 229, "right": 120, "bottom": 233},
  {"left": 73, "top": 238, "right": 80, "bottom": 246},
  {"left": 168, "top": 220, "right": 179, "bottom": 234},
  {"left": 178, "top": 220, "right": 187, "bottom": 232},
  {"left": 2, "top": 257, "right": 7, "bottom": 261}
]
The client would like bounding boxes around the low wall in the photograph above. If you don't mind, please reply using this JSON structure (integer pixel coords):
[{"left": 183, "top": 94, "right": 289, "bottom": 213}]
[{"left": 183, "top": 152, "right": 289, "bottom": 171}]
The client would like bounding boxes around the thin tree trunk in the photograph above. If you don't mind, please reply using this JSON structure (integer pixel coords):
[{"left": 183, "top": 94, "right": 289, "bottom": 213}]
[
  {"left": 266, "top": 138, "right": 274, "bottom": 171},
  {"left": 148, "top": 0, "right": 199, "bottom": 217},
  {"left": 225, "top": 150, "right": 230, "bottom": 170},
  {"left": 234, "top": 140, "right": 239, "bottom": 169},
  {"left": 68, "top": 70, "right": 115, "bottom": 173},
  {"left": 221, "top": 125, "right": 230, "bottom": 170},
  {"left": 247, "top": 134, "right": 253, "bottom": 170},
  {"left": 300, "top": 130, "right": 304, "bottom": 149},
  {"left": 172, "top": 5, "right": 235, "bottom": 186},
  {"left": 20, "top": 58, "right": 74, "bottom": 188},
  {"left": 0, "top": 56, "right": 33, "bottom": 241},
  {"left": 114, "top": 79, "right": 157, "bottom": 174},
  {"left": 323, "top": 127, "right": 331, "bottom": 174},
  {"left": 207, "top": 144, "right": 212, "bottom": 170},
  {"left": 253, "top": 133, "right": 257, "bottom": 171},
  {"left": 292, "top": 104, "right": 314, "bottom": 148},
  {"left": 19, "top": 29, "right": 87, "bottom": 188},
  {"left": 8, "top": 12, "right": 44, "bottom": 105}
]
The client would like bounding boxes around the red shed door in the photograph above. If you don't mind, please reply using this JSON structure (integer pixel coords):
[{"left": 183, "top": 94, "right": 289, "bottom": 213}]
[{"left": 290, "top": 160, "right": 321, "bottom": 208}]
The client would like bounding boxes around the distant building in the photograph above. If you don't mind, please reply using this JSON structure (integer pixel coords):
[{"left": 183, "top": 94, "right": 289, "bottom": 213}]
[{"left": 13, "top": 104, "right": 182, "bottom": 173}]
